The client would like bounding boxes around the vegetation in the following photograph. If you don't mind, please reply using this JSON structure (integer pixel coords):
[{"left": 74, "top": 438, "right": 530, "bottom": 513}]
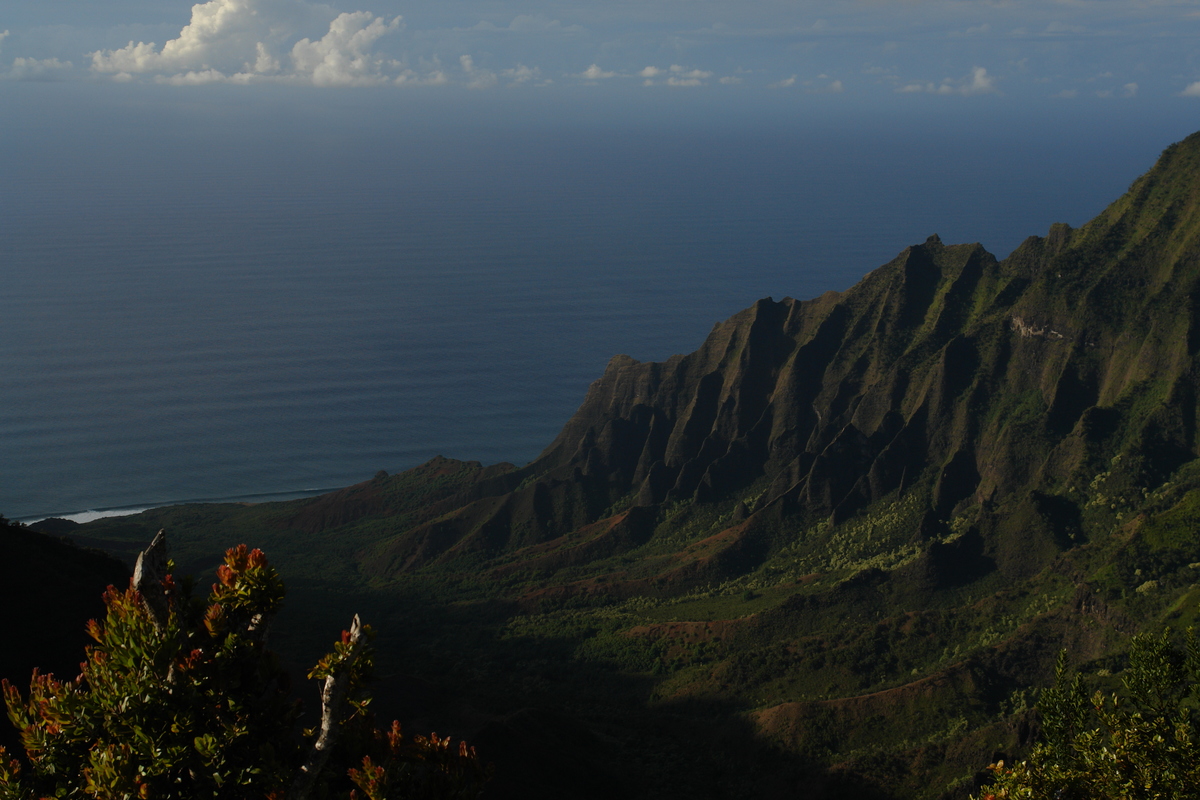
[
  {"left": 0, "top": 535, "right": 486, "bottom": 800},
  {"left": 977, "top": 635, "right": 1200, "bottom": 800}
]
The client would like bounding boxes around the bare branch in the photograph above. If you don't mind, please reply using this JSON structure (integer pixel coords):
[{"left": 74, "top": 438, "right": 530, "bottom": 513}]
[
  {"left": 133, "top": 530, "right": 171, "bottom": 630},
  {"left": 287, "top": 614, "right": 367, "bottom": 800}
]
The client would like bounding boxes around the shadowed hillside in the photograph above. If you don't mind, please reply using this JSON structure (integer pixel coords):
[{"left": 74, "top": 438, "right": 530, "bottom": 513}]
[
  {"left": 57, "top": 131, "right": 1200, "bottom": 798},
  {"left": 0, "top": 519, "right": 129, "bottom": 755}
]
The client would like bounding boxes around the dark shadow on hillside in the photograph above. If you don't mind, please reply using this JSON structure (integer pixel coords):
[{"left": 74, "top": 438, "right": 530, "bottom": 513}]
[
  {"left": 331, "top": 592, "right": 900, "bottom": 800},
  {"left": 0, "top": 521, "right": 130, "bottom": 758}
]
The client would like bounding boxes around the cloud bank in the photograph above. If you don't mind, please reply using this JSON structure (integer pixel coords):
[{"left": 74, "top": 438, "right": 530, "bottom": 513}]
[
  {"left": 898, "top": 67, "right": 996, "bottom": 96},
  {"left": 88, "top": 0, "right": 415, "bottom": 86},
  {"left": 4, "top": 0, "right": 1196, "bottom": 99}
]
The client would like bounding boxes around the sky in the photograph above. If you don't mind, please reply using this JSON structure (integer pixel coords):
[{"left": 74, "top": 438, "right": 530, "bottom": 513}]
[{"left": 3, "top": 0, "right": 1200, "bottom": 105}]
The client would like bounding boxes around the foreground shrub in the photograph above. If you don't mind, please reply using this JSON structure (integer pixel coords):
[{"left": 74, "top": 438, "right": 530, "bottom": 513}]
[
  {"left": 0, "top": 532, "right": 487, "bottom": 800},
  {"left": 976, "top": 631, "right": 1200, "bottom": 800}
]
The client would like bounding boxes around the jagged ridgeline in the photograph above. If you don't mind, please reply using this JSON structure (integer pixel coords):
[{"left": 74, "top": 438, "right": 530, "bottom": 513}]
[{"left": 55, "top": 131, "right": 1200, "bottom": 799}]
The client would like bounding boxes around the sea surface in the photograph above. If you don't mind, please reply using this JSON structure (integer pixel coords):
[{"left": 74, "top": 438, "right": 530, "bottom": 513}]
[{"left": 1, "top": 90, "right": 1191, "bottom": 521}]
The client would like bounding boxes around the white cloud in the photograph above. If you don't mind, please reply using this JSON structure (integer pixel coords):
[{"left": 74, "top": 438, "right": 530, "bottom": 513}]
[
  {"left": 897, "top": 67, "right": 996, "bottom": 96},
  {"left": 770, "top": 75, "right": 796, "bottom": 88},
  {"left": 157, "top": 68, "right": 231, "bottom": 85},
  {"left": 641, "top": 65, "right": 712, "bottom": 86},
  {"left": 1182, "top": 81, "right": 1200, "bottom": 97},
  {"left": 503, "top": 64, "right": 543, "bottom": 85},
  {"left": 664, "top": 64, "right": 711, "bottom": 86},
  {"left": 459, "top": 53, "right": 496, "bottom": 89},
  {"left": 0, "top": 30, "right": 9, "bottom": 52},
  {"left": 90, "top": 0, "right": 261, "bottom": 73},
  {"left": 5, "top": 57, "right": 73, "bottom": 81},
  {"left": 639, "top": 65, "right": 711, "bottom": 86},
  {"left": 829, "top": 79, "right": 844, "bottom": 93},
  {"left": 88, "top": 0, "right": 402, "bottom": 87},
  {"left": 962, "top": 66, "right": 995, "bottom": 95},
  {"left": 718, "top": 76, "right": 741, "bottom": 85},
  {"left": 291, "top": 12, "right": 401, "bottom": 87},
  {"left": 1053, "top": 88, "right": 1079, "bottom": 98},
  {"left": 252, "top": 42, "right": 279, "bottom": 74},
  {"left": 393, "top": 55, "right": 449, "bottom": 86},
  {"left": 579, "top": 63, "right": 617, "bottom": 80},
  {"left": 395, "top": 68, "right": 447, "bottom": 86}
]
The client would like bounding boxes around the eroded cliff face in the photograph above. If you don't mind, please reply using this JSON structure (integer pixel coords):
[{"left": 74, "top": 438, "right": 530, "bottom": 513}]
[
  {"left": 531, "top": 238, "right": 1002, "bottom": 516},
  {"left": 350, "top": 134, "right": 1200, "bottom": 586}
]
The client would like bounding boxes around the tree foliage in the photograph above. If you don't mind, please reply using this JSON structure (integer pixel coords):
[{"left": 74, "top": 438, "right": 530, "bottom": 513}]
[
  {"left": 976, "top": 631, "right": 1200, "bottom": 800},
  {"left": 0, "top": 535, "right": 488, "bottom": 800}
]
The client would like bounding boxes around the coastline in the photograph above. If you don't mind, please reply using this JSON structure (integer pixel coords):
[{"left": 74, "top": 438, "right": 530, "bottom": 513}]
[{"left": 15, "top": 486, "right": 339, "bottom": 526}]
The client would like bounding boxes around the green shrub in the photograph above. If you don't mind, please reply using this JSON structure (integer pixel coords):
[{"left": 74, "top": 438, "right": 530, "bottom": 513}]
[
  {"left": 976, "top": 631, "right": 1200, "bottom": 800},
  {"left": 0, "top": 534, "right": 487, "bottom": 800}
]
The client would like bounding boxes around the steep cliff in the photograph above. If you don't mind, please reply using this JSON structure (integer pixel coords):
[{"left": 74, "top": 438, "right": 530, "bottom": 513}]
[{"left": 353, "top": 133, "right": 1200, "bottom": 587}]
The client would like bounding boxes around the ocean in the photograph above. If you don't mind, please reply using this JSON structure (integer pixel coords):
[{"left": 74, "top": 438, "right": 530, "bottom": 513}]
[{"left": 1, "top": 87, "right": 1191, "bottom": 520}]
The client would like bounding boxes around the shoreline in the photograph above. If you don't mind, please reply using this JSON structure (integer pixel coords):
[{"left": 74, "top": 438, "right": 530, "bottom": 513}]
[{"left": 15, "top": 487, "right": 340, "bottom": 526}]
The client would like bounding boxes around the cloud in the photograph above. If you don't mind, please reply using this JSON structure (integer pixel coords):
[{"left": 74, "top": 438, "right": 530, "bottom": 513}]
[
  {"left": 291, "top": 12, "right": 400, "bottom": 87},
  {"left": 156, "top": 68, "right": 231, "bottom": 85},
  {"left": 394, "top": 68, "right": 448, "bottom": 86},
  {"left": 664, "top": 64, "right": 711, "bottom": 87},
  {"left": 1053, "top": 88, "right": 1079, "bottom": 98},
  {"left": 1122, "top": 82, "right": 1137, "bottom": 97},
  {"left": 459, "top": 53, "right": 496, "bottom": 89},
  {"left": 898, "top": 67, "right": 996, "bottom": 96},
  {"left": 5, "top": 57, "right": 73, "bottom": 81},
  {"left": 90, "top": 0, "right": 260, "bottom": 73},
  {"left": 718, "top": 76, "right": 741, "bottom": 85},
  {"left": 88, "top": 0, "right": 402, "bottom": 87},
  {"left": 639, "top": 64, "right": 712, "bottom": 86},
  {"left": 579, "top": 64, "right": 617, "bottom": 80},
  {"left": 470, "top": 15, "right": 582, "bottom": 34},
  {"left": 828, "top": 79, "right": 844, "bottom": 93},
  {"left": 253, "top": 42, "right": 279, "bottom": 74},
  {"left": 503, "top": 64, "right": 545, "bottom": 85},
  {"left": 863, "top": 65, "right": 900, "bottom": 85},
  {"left": 1182, "top": 81, "right": 1200, "bottom": 97},
  {"left": 770, "top": 75, "right": 796, "bottom": 88},
  {"left": 0, "top": 30, "right": 8, "bottom": 52},
  {"left": 961, "top": 66, "right": 995, "bottom": 95}
]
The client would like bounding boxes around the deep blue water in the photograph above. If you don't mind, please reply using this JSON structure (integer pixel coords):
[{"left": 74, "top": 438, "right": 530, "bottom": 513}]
[{"left": 1, "top": 91, "right": 1190, "bottom": 520}]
